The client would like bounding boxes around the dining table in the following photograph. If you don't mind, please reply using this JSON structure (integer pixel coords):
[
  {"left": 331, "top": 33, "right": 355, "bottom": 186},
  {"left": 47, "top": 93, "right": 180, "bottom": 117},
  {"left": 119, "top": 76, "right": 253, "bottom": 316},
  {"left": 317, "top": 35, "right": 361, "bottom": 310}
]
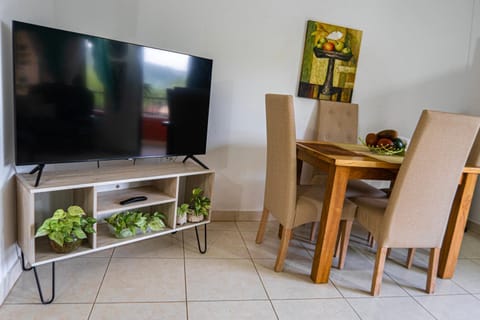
[{"left": 296, "top": 140, "right": 480, "bottom": 284}]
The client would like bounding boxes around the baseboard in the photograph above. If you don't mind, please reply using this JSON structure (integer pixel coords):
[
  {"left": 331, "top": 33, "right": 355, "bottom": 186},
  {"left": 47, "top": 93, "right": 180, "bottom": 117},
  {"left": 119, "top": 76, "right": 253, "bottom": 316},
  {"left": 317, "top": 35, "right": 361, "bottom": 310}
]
[
  {"left": 0, "top": 257, "right": 22, "bottom": 306},
  {"left": 211, "top": 210, "right": 269, "bottom": 221},
  {"left": 467, "top": 220, "right": 480, "bottom": 235}
]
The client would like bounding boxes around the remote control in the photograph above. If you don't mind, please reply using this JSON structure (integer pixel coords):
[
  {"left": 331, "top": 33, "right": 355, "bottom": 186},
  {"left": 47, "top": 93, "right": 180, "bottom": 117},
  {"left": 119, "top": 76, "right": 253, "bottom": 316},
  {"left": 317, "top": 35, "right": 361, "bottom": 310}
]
[{"left": 119, "top": 196, "right": 148, "bottom": 205}]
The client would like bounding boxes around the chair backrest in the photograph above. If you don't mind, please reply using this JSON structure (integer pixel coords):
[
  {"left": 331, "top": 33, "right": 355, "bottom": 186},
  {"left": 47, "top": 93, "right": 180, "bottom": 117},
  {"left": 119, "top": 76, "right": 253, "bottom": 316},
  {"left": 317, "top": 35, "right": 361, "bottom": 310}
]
[
  {"left": 314, "top": 100, "right": 358, "bottom": 143},
  {"left": 379, "top": 110, "right": 480, "bottom": 248},
  {"left": 263, "top": 94, "right": 297, "bottom": 227}
]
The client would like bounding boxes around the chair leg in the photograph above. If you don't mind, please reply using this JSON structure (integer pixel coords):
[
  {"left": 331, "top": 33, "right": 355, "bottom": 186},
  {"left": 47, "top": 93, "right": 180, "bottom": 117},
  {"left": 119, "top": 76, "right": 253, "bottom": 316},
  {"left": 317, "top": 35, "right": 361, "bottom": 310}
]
[
  {"left": 371, "top": 247, "right": 388, "bottom": 296},
  {"left": 426, "top": 248, "right": 440, "bottom": 294},
  {"left": 406, "top": 248, "right": 416, "bottom": 269},
  {"left": 310, "top": 222, "right": 319, "bottom": 242},
  {"left": 368, "top": 232, "right": 375, "bottom": 247},
  {"left": 256, "top": 207, "right": 270, "bottom": 244},
  {"left": 337, "top": 220, "right": 353, "bottom": 269},
  {"left": 274, "top": 227, "right": 292, "bottom": 272}
]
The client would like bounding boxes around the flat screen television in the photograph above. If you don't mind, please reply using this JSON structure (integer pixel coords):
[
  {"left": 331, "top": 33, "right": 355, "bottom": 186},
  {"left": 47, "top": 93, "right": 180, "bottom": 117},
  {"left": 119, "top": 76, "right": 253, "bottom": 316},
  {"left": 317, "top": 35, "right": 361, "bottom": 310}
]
[{"left": 12, "top": 20, "right": 213, "bottom": 168}]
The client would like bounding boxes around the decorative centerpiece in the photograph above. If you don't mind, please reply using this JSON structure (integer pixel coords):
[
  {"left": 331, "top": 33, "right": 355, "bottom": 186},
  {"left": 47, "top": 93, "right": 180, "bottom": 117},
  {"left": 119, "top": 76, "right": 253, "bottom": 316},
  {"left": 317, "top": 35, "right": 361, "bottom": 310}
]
[
  {"left": 361, "top": 129, "right": 407, "bottom": 155},
  {"left": 104, "top": 210, "right": 166, "bottom": 238},
  {"left": 35, "top": 205, "right": 97, "bottom": 253},
  {"left": 187, "top": 187, "right": 211, "bottom": 223}
]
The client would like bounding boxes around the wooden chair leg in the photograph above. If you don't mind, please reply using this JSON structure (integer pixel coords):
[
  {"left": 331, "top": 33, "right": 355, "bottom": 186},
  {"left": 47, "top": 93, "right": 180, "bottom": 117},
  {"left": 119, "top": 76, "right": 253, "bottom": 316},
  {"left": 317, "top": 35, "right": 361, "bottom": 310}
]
[
  {"left": 368, "top": 232, "right": 375, "bottom": 247},
  {"left": 371, "top": 247, "right": 388, "bottom": 296},
  {"left": 274, "top": 227, "right": 292, "bottom": 272},
  {"left": 309, "top": 222, "right": 319, "bottom": 242},
  {"left": 255, "top": 208, "right": 270, "bottom": 244},
  {"left": 386, "top": 248, "right": 392, "bottom": 258},
  {"left": 337, "top": 220, "right": 353, "bottom": 269},
  {"left": 406, "top": 248, "right": 416, "bottom": 269},
  {"left": 426, "top": 248, "right": 440, "bottom": 294}
]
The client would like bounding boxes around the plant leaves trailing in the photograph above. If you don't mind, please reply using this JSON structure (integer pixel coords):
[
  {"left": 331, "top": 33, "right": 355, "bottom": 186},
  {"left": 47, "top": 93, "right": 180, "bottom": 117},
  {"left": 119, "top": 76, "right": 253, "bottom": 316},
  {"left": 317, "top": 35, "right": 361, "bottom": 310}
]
[
  {"left": 105, "top": 210, "right": 167, "bottom": 238},
  {"left": 35, "top": 205, "right": 97, "bottom": 247}
]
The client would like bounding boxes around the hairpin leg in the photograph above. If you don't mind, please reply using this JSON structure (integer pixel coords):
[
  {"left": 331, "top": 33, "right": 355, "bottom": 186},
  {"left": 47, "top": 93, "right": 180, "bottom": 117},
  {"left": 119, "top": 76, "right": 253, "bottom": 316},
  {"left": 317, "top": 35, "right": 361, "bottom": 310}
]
[
  {"left": 21, "top": 251, "right": 55, "bottom": 304},
  {"left": 194, "top": 224, "right": 207, "bottom": 254}
]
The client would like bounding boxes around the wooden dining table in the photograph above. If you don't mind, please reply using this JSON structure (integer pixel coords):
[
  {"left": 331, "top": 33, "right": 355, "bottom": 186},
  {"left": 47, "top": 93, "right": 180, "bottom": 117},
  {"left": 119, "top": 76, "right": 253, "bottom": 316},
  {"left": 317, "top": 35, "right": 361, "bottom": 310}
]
[{"left": 296, "top": 140, "right": 480, "bottom": 284}]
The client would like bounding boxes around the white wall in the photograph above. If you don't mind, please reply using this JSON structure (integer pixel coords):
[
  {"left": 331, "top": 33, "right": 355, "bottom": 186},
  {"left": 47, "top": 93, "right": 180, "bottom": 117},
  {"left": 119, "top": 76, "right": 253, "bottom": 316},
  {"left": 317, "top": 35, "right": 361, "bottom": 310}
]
[{"left": 1, "top": 0, "right": 479, "bottom": 303}]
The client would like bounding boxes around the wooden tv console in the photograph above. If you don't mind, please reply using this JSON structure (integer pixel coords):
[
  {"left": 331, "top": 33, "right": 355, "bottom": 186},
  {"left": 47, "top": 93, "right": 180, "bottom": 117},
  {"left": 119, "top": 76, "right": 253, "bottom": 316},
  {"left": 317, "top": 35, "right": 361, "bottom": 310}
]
[{"left": 16, "top": 161, "right": 214, "bottom": 302}]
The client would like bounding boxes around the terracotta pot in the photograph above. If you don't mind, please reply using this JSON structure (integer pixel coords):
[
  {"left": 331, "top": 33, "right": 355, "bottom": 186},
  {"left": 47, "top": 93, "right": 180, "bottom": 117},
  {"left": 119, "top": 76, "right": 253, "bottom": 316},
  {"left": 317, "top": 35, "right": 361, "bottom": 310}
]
[{"left": 49, "top": 238, "right": 82, "bottom": 253}]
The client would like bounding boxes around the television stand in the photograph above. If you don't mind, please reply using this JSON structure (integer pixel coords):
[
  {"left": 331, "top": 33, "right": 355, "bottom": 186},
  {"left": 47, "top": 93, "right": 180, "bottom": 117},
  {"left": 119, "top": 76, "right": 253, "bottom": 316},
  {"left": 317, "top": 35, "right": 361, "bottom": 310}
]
[
  {"left": 29, "top": 164, "right": 45, "bottom": 187},
  {"left": 183, "top": 155, "right": 209, "bottom": 169}
]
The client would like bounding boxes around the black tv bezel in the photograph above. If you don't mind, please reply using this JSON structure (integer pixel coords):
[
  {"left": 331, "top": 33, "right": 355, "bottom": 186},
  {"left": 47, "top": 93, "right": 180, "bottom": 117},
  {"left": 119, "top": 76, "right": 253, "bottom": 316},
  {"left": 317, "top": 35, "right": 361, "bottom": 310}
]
[{"left": 12, "top": 20, "right": 213, "bottom": 167}]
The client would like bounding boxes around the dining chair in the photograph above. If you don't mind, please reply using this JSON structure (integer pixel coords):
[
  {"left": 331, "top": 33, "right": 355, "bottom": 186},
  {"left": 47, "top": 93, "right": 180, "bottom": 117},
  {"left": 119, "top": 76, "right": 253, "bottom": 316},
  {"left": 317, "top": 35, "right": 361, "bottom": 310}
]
[
  {"left": 309, "top": 100, "right": 387, "bottom": 269},
  {"left": 351, "top": 109, "right": 480, "bottom": 296},
  {"left": 255, "top": 93, "right": 357, "bottom": 272},
  {"left": 405, "top": 129, "right": 480, "bottom": 268}
]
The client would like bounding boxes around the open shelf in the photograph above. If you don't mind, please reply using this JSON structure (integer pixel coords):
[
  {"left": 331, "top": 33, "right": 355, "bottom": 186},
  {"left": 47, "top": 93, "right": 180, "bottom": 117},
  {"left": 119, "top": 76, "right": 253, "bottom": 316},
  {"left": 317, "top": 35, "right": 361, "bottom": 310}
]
[{"left": 16, "top": 162, "right": 214, "bottom": 266}]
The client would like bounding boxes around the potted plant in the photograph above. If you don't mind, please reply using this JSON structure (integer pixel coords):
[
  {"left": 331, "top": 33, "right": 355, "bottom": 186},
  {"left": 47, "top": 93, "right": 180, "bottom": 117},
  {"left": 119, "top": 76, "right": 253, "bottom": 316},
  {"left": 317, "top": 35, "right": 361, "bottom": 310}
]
[
  {"left": 176, "top": 203, "right": 189, "bottom": 225},
  {"left": 35, "top": 205, "right": 97, "bottom": 253},
  {"left": 105, "top": 210, "right": 166, "bottom": 238},
  {"left": 187, "top": 187, "right": 211, "bottom": 223}
]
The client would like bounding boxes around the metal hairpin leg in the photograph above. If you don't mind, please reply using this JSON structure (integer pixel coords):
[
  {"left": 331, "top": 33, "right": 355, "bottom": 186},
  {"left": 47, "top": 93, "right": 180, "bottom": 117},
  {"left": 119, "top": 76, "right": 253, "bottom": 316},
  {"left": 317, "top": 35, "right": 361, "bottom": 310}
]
[
  {"left": 21, "top": 251, "right": 55, "bottom": 304},
  {"left": 194, "top": 224, "right": 208, "bottom": 254}
]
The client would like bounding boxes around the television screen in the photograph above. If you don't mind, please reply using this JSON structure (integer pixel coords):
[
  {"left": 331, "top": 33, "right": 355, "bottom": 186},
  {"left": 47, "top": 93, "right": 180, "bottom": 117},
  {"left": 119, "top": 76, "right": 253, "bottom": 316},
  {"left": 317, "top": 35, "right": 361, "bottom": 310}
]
[{"left": 13, "top": 20, "right": 213, "bottom": 166}]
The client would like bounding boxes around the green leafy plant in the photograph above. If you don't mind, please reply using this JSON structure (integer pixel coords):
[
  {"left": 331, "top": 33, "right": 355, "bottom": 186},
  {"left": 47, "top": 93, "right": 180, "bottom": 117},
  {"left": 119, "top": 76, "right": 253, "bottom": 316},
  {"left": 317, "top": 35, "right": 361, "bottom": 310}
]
[
  {"left": 189, "top": 188, "right": 211, "bottom": 217},
  {"left": 177, "top": 203, "right": 190, "bottom": 217},
  {"left": 35, "top": 205, "right": 97, "bottom": 247},
  {"left": 105, "top": 210, "right": 166, "bottom": 238}
]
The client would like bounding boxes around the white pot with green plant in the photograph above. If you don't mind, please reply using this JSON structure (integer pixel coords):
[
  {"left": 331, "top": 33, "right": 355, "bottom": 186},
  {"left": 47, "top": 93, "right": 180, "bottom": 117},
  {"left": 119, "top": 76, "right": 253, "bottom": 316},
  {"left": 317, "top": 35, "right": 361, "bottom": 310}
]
[
  {"left": 187, "top": 187, "right": 211, "bottom": 223},
  {"left": 176, "top": 203, "right": 189, "bottom": 225},
  {"left": 35, "top": 205, "right": 97, "bottom": 254},
  {"left": 104, "top": 210, "right": 166, "bottom": 238}
]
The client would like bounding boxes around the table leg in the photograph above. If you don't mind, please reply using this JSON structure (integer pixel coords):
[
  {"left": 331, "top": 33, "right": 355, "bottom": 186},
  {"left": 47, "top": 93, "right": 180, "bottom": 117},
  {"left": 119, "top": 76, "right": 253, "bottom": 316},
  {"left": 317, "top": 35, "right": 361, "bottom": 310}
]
[
  {"left": 311, "top": 165, "right": 350, "bottom": 283},
  {"left": 438, "top": 172, "right": 478, "bottom": 278}
]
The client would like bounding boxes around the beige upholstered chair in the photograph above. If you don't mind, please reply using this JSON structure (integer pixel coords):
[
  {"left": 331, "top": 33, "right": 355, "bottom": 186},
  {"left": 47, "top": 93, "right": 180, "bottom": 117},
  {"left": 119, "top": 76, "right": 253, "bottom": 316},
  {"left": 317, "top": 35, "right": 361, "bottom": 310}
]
[
  {"left": 310, "top": 100, "right": 386, "bottom": 269},
  {"left": 351, "top": 110, "right": 480, "bottom": 296},
  {"left": 255, "top": 94, "right": 357, "bottom": 272}
]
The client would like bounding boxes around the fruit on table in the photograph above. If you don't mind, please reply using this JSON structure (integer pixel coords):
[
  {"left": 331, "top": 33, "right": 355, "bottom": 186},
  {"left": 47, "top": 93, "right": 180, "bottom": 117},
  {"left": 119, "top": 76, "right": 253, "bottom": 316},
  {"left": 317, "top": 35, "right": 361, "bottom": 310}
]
[
  {"left": 377, "top": 138, "right": 394, "bottom": 147},
  {"left": 365, "top": 133, "right": 378, "bottom": 146},
  {"left": 376, "top": 129, "right": 398, "bottom": 140}
]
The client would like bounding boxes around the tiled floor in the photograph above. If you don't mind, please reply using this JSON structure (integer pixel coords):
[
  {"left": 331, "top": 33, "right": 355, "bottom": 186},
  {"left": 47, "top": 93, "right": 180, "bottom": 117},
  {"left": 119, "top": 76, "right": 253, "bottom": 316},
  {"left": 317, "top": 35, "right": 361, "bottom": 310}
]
[{"left": 2, "top": 221, "right": 480, "bottom": 319}]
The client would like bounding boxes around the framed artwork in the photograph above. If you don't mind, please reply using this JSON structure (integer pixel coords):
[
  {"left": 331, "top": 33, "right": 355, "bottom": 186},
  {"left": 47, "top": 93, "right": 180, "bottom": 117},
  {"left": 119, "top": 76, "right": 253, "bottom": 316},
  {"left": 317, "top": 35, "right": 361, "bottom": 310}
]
[{"left": 298, "top": 20, "right": 363, "bottom": 103}]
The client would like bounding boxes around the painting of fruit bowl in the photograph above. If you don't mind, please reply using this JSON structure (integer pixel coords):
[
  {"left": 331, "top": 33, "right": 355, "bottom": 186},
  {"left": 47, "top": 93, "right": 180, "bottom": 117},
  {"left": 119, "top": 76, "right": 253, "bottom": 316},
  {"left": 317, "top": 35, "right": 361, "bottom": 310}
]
[{"left": 298, "top": 20, "right": 363, "bottom": 103}]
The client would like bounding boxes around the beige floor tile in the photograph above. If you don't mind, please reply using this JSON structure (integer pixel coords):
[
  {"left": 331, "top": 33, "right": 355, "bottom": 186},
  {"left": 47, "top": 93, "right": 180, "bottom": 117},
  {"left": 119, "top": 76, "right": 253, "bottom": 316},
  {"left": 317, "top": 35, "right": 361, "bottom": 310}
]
[
  {"left": 0, "top": 304, "right": 92, "bottom": 320},
  {"left": 85, "top": 249, "right": 114, "bottom": 258},
  {"left": 113, "top": 233, "right": 183, "bottom": 258},
  {"left": 384, "top": 261, "right": 467, "bottom": 296},
  {"left": 242, "top": 230, "right": 311, "bottom": 260},
  {"left": 452, "top": 259, "right": 480, "bottom": 293},
  {"left": 188, "top": 301, "right": 277, "bottom": 320},
  {"left": 272, "top": 299, "right": 360, "bottom": 320},
  {"left": 90, "top": 302, "right": 186, "bottom": 320},
  {"left": 184, "top": 229, "right": 250, "bottom": 259},
  {"left": 204, "top": 221, "right": 238, "bottom": 230},
  {"left": 185, "top": 259, "right": 267, "bottom": 300},
  {"left": 348, "top": 296, "right": 435, "bottom": 320},
  {"left": 329, "top": 255, "right": 409, "bottom": 297},
  {"left": 96, "top": 258, "right": 185, "bottom": 302},
  {"left": 6, "top": 257, "right": 109, "bottom": 304},
  {"left": 236, "top": 220, "right": 278, "bottom": 233},
  {"left": 254, "top": 259, "right": 341, "bottom": 299},
  {"left": 415, "top": 294, "right": 480, "bottom": 320},
  {"left": 459, "top": 231, "right": 480, "bottom": 258}
]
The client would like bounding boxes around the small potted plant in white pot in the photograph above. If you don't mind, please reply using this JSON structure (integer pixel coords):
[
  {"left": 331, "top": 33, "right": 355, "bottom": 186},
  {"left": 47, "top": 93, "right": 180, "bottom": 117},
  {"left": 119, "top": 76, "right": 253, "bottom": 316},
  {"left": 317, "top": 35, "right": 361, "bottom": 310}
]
[
  {"left": 187, "top": 187, "right": 211, "bottom": 223},
  {"left": 177, "top": 203, "right": 189, "bottom": 225}
]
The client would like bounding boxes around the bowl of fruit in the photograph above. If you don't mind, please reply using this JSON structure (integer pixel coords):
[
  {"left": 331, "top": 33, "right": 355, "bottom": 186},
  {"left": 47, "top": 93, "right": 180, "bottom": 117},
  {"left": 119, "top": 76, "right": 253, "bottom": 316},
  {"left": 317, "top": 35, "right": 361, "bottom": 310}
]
[{"left": 360, "top": 129, "right": 407, "bottom": 156}]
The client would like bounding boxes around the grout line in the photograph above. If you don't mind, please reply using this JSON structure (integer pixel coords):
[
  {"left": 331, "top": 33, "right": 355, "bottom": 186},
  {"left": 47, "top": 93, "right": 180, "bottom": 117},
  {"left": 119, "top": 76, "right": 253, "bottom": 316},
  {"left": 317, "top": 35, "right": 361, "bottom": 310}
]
[
  {"left": 236, "top": 220, "right": 280, "bottom": 320},
  {"left": 87, "top": 248, "right": 115, "bottom": 319},
  {"left": 181, "top": 230, "right": 190, "bottom": 320}
]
